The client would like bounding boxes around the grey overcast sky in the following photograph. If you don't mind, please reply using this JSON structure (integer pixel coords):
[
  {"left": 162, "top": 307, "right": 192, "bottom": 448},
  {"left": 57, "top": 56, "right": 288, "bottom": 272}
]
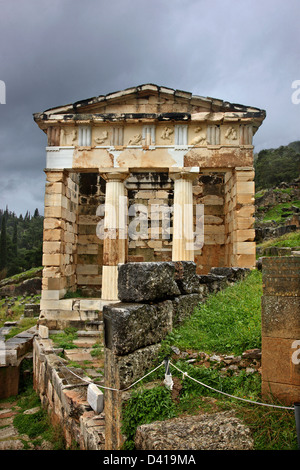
[{"left": 0, "top": 0, "right": 299, "bottom": 216}]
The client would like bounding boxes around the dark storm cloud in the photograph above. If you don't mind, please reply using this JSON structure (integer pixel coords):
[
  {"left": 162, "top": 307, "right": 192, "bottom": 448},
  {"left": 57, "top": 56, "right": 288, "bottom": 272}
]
[{"left": 0, "top": 0, "right": 299, "bottom": 215}]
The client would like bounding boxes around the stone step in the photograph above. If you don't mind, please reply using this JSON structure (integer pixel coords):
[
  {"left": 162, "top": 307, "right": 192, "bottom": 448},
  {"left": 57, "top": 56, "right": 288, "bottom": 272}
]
[
  {"left": 64, "top": 348, "right": 94, "bottom": 362},
  {"left": 85, "top": 321, "right": 103, "bottom": 332},
  {"left": 76, "top": 330, "right": 102, "bottom": 337},
  {"left": 73, "top": 336, "right": 101, "bottom": 348}
]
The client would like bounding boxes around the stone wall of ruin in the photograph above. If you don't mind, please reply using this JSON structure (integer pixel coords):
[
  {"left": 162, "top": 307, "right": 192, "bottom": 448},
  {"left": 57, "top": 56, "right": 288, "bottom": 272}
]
[
  {"left": 261, "top": 256, "right": 300, "bottom": 405},
  {"left": 224, "top": 168, "right": 256, "bottom": 269},
  {"left": 103, "top": 261, "right": 249, "bottom": 449},
  {"left": 69, "top": 171, "right": 230, "bottom": 294},
  {"left": 76, "top": 173, "right": 105, "bottom": 297},
  {"left": 42, "top": 170, "right": 79, "bottom": 300},
  {"left": 53, "top": 171, "right": 233, "bottom": 298},
  {"left": 33, "top": 337, "right": 105, "bottom": 450}
]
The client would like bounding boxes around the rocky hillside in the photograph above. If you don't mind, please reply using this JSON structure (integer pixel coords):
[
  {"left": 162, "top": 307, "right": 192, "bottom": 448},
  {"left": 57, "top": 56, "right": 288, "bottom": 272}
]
[{"left": 255, "top": 178, "right": 300, "bottom": 243}]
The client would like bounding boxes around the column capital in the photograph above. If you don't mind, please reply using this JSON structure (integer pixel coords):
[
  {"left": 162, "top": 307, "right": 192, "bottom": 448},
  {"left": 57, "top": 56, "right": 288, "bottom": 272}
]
[
  {"left": 99, "top": 168, "right": 129, "bottom": 182},
  {"left": 169, "top": 167, "right": 199, "bottom": 181}
]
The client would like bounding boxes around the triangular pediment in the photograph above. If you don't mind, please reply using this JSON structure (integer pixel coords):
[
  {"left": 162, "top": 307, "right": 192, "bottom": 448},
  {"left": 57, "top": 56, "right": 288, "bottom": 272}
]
[
  {"left": 33, "top": 84, "right": 266, "bottom": 139},
  {"left": 34, "top": 84, "right": 266, "bottom": 119}
]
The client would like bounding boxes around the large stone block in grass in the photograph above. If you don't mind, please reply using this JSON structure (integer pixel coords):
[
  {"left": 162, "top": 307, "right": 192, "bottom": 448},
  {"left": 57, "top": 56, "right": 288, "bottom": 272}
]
[
  {"left": 173, "top": 261, "right": 200, "bottom": 294},
  {"left": 103, "top": 300, "right": 173, "bottom": 356},
  {"left": 135, "top": 411, "right": 254, "bottom": 450},
  {"left": 172, "top": 293, "right": 204, "bottom": 326},
  {"left": 118, "top": 262, "right": 180, "bottom": 302}
]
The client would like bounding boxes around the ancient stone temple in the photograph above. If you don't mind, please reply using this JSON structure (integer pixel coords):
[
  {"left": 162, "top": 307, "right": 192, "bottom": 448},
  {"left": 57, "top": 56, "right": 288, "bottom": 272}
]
[{"left": 33, "top": 84, "right": 265, "bottom": 328}]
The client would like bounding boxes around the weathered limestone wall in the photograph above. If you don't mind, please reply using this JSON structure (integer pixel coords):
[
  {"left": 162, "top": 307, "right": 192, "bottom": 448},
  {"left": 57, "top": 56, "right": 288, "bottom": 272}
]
[
  {"left": 126, "top": 172, "right": 173, "bottom": 263},
  {"left": 72, "top": 171, "right": 230, "bottom": 290},
  {"left": 77, "top": 173, "right": 105, "bottom": 296},
  {"left": 121, "top": 172, "right": 227, "bottom": 274},
  {"left": 40, "top": 171, "right": 79, "bottom": 327},
  {"left": 194, "top": 173, "right": 225, "bottom": 274},
  {"left": 33, "top": 336, "right": 105, "bottom": 450},
  {"left": 261, "top": 256, "right": 300, "bottom": 405},
  {"left": 224, "top": 167, "right": 256, "bottom": 268},
  {"left": 42, "top": 170, "right": 79, "bottom": 299}
]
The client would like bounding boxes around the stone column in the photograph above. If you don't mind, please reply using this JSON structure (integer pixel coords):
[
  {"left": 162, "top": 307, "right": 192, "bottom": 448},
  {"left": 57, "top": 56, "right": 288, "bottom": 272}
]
[
  {"left": 170, "top": 170, "right": 198, "bottom": 262},
  {"left": 101, "top": 171, "right": 128, "bottom": 301}
]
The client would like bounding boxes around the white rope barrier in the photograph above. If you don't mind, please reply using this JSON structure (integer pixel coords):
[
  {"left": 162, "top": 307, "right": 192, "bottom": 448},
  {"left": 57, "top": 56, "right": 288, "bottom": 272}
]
[
  {"left": 169, "top": 361, "right": 294, "bottom": 411},
  {"left": 52, "top": 348, "right": 294, "bottom": 411},
  {"left": 53, "top": 349, "right": 164, "bottom": 392}
]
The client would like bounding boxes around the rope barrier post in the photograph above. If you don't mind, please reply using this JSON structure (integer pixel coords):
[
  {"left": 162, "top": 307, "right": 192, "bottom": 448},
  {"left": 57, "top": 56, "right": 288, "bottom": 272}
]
[
  {"left": 164, "top": 356, "right": 170, "bottom": 375},
  {"left": 163, "top": 356, "right": 173, "bottom": 390},
  {"left": 294, "top": 402, "right": 300, "bottom": 450}
]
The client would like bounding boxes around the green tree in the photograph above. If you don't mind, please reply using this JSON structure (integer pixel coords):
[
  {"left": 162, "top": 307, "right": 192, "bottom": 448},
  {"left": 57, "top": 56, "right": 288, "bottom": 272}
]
[
  {"left": 13, "top": 221, "right": 18, "bottom": 255},
  {"left": 0, "top": 216, "right": 7, "bottom": 270},
  {"left": 255, "top": 142, "right": 300, "bottom": 189}
]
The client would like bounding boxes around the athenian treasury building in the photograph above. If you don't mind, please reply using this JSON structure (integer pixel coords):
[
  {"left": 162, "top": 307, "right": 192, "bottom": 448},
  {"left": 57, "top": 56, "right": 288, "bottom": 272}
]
[{"left": 33, "top": 84, "right": 265, "bottom": 329}]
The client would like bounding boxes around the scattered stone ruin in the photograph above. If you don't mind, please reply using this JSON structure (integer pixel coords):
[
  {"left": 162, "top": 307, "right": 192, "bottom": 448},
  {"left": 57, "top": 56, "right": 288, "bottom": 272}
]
[
  {"left": 32, "top": 262, "right": 251, "bottom": 450},
  {"left": 33, "top": 84, "right": 266, "bottom": 328}
]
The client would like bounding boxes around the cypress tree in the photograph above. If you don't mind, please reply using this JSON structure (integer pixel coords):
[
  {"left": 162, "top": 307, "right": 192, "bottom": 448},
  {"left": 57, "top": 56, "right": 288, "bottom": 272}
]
[
  {"left": 0, "top": 216, "right": 7, "bottom": 270},
  {"left": 13, "top": 221, "right": 18, "bottom": 255}
]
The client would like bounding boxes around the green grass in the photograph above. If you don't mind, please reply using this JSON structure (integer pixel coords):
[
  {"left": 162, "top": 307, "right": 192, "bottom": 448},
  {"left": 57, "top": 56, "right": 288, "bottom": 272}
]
[
  {"left": 121, "top": 269, "right": 297, "bottom": 450},
  {"left": 0, "top": 267, "right": 42, "bottom": 286},
  {"left": 255, "top": 189, "right": 267, "bottom": 199},
  {"left": 273, "top": 188, "right": 293, "bottom": 195},
  {"left": 257, "top": 230, "right": 300, "bottom": 251},
  {"left": 0, "top": 294, "right": 40, "bottom": 329},
  {"left": 5, "top": 317, "right": 38, "bottom": 339},
  {"left": 161, "top": 270, "right": 262, "bottom": 356},
  {"left": 122, "top": 386, "right": 177, "bottom": 450},
  {"left": 262, "top": 200, "right": 300, "bottom": 223},
  {"left": 50, "top": 327, "right": 79, "bottom": 349},
  {"left": 10, "top": 385, "right": 66, "bottom": 449}
]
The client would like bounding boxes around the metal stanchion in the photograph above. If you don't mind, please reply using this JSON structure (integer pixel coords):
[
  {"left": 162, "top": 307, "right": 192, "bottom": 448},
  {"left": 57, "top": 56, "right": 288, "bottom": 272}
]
[{"left": 295, "top": 403, "right": 300, "bottom": 450}]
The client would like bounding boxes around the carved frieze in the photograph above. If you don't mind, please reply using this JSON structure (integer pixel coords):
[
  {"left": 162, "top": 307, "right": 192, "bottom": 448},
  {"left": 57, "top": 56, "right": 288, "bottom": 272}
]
[
  {"left": 61, "top": 127, "right": 77, "bottom": 146},
  {"left": 94, "top": 130, "right": 109, "bottom": 145},
  {"left": 161, "top": 126, "right": 174, "bottom": 141},
  {"left": 128, "top": 134, "right": 142, "bottom": 146},
  {"left": 190, "top": 126, "right": 206, "bottom": 146},
  {"left": 225, "top": 126, "right": 238, "bottom": 141}
]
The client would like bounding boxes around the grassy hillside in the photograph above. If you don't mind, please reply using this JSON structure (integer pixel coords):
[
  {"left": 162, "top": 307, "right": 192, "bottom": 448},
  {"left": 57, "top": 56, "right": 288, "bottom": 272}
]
[
  {"left": 162, "top": 270, "right": 262, "bottom": 355},
  {"left": 121, "top": 270, "right": 297, "bottom": 451}
]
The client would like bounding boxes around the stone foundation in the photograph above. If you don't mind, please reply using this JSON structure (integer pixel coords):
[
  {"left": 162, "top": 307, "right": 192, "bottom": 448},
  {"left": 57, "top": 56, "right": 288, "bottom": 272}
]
[{"left": 261, "top": 256, "right": 300, "bottom": 405}]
